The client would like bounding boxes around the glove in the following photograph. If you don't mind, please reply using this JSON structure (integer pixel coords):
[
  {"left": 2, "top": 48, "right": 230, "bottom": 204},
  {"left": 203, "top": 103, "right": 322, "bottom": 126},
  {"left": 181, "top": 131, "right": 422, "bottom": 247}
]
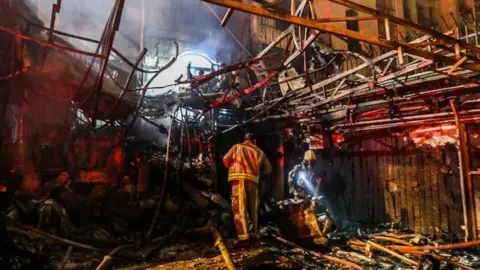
[
  {"left": 297, "top": 192, "right": 306, "bottom": 199},
  {"left": 301, "top": 198, "right": 311, "bottom": 210}
]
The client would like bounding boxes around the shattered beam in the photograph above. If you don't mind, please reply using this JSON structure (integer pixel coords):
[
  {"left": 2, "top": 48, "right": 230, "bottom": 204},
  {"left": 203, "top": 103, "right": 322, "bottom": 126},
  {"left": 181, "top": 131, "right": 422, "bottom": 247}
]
[
  {"left": 315, "top": 15, "right": 379, "bottom": 23},
  {"left": 328, "top": 0, "right": 480, "bottom": 54},
  {"left": 200, "top": 0, "right": 480, "bottom": 72}
]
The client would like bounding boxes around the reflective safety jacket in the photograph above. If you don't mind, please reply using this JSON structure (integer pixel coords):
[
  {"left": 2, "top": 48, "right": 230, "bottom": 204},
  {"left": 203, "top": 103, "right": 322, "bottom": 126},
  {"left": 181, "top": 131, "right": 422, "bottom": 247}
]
[
  {"left": 288, "top": 162, "right": 322, "bottom": 198},
  {"left": 223, "top": 141, "right": 272, "bottom": 183}
]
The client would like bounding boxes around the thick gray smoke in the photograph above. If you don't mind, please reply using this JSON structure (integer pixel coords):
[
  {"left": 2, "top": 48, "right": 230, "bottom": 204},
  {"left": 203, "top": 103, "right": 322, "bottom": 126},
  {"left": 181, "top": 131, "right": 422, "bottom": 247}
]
[
  {"left": 23, "top": 0, "right": 252, "bottom": 62},
  {"left": 20, "top": 0, "right": 253, "bottom": 148}
]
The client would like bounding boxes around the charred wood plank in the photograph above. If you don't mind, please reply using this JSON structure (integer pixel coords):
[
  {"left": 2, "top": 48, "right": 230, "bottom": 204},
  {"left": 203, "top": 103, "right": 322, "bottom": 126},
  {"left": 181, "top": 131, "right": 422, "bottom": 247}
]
[
  {"left": 360, "top": 137, "right": 369, "bottom": 222},
  {"left": 345, "top": 149, "right": 355, "bottom": 220},
  {"left": 353, "top": 138, "right": 362, "bottom": 221},
  {"left": 385, "top": 137, "right": 396, "bottom": 223},
  {"left": 418, "top": 149, "right": 428, "bottom": 234},
  {"left": 405, "top": 141, "right": 416, "bottom": 231},
  {"left": 379, "top": 138, "right": 388, "bottom": 223},
  {"left": 398, "top": 136, "right": 408, "bottom": 228},
  {"left": 367, "top": 138, "right": 375, "bottom": 223},
  {"left": 374, "top": 138, "right": 384, "bottom": 224},
  {"left": 413, "top": 150, "right": 422, "bottom": 233},
  {"left": 393, "top": 137, "right": 402, "bottom": 221},
  {"left": 423, "top": 147, "right": 434, "bottom": 235},
  {"left": 431, "top": 147, "right": 442, "bottom": 236},
  {"left": 438, "top": 148, "right": 449, "bottom": 232}
]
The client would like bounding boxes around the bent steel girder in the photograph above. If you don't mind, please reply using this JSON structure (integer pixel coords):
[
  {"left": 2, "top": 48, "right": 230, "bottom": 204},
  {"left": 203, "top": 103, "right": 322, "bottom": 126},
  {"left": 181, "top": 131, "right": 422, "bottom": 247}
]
[
  {"left": 328, "top": 0, "right": 480, "bottom": 55},
  {"left": 201, "top": 0, "right": 480, "bottom": 72},
  {"left": 246, "top": 32, "right": 445, "bottom": 112},
  {"left": 201, "top": 0, "right": 480, "bottom": 127},
  {"left": 199, "top": 0, "right": 321, "bottom": 113}
]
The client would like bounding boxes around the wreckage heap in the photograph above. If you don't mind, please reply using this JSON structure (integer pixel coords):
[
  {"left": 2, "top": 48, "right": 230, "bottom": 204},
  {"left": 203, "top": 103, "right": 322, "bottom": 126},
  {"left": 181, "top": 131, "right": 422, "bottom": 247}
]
[{"left": 1, "top": 0, "right": 480, "bottom": 269}]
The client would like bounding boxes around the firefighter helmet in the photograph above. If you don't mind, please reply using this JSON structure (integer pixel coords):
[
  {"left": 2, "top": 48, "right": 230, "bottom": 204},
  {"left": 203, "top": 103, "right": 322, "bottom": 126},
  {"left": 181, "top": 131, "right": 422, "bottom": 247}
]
[
  {"left": 244, "top": 133, "right": 256, "bottom": 142},
  {"left": 304, "top": 150, "right": 316, "bottom": 161}
]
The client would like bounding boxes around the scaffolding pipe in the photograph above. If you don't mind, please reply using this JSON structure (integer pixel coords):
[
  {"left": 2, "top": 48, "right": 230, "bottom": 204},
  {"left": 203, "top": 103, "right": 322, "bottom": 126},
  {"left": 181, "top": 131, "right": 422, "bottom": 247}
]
[
  {"left": 0, "top": 25, "right": 104, "bottom": 58},
  {"left": 0, "top": 2, "right": 160, "bottom": 74},
  {"left": 127, "top": 43, "right": 178, "bottom": 133},
  {"left": 92, "top": 0, "right": 126, "bottom": 127},
  {"left": 450, "top": 100, "right": 470, "bottom": 241},
  {"left": 145, "top": 105, "right": 179, "bottom": 240},
  {"left": 193, "top": 227, "right": 235, "bottom": 270},
  {"left": 330, "top": 109, "right": 480, "bottom": 129},
  {"left": 336, "top": 116, "right": 480, "bottom": 132},
  {"left": 104, "top": 48, "right": 147, "bottom": 119}
]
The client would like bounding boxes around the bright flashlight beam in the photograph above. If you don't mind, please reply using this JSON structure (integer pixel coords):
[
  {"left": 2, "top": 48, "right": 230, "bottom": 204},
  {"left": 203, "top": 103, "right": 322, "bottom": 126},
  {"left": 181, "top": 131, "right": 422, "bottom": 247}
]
[
  {"left": 298, "top": 172, "right": 315, "bottom": 193},
  {"left": 303, "top": 179, "right": 315, "bottom": 193}
]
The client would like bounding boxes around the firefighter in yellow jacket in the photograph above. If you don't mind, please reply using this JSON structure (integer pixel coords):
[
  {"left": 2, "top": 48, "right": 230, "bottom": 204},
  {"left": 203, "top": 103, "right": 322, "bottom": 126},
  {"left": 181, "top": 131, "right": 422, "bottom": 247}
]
[{"left": 223, "top": 133, "right": 272, "bottom": 243}]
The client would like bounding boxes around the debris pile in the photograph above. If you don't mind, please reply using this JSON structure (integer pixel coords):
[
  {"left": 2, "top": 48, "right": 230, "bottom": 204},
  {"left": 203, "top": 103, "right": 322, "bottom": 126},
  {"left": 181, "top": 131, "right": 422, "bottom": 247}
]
[
  {"left": 1, "top": 0, "right": 480, "bottom": 269},
  {"left": 3, "top": 177, "right": 480, "bottom": 270}
]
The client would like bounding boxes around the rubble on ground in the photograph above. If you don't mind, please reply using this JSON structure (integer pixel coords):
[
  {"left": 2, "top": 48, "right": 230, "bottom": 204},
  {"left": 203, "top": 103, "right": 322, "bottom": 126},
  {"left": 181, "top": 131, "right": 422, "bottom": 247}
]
[{"left": 2, "top": 171, "right": 480, "bottom": 270}]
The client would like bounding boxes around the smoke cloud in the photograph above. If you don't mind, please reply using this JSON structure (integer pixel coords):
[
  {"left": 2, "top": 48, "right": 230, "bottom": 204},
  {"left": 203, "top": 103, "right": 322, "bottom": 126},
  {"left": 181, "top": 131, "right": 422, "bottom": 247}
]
[
  {"left": 23, "top": 0, "right": 252, "bottom": 62},
  {"left": 19, "top": 0, "right": 253, "bottom": 148}
]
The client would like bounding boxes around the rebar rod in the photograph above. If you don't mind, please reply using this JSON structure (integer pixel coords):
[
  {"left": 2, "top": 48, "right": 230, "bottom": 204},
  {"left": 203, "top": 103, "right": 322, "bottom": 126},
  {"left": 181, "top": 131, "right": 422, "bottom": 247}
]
[
  {"left": 104, "top": 48, "right": 147, "bottom": 119},
  {"left": 92, "top": 0, "right": 126, "bottom": 127},
  {"left": 145, "top": 105, "right": 179, "bottom": 240}
]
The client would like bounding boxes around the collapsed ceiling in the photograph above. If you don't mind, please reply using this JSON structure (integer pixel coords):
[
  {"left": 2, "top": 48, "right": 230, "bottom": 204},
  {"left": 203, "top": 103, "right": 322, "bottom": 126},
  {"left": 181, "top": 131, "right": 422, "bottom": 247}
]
[
  {"left": 1, "top": 0, "right": 479, "bottom": 143},
  {"left": 1, "top": 1, "right": 480, "bottom": 269}
]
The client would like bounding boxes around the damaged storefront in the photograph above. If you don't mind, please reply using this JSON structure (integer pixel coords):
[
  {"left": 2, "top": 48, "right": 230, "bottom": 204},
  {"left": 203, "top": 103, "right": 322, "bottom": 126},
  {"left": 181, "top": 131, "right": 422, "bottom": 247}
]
[{"left": 1, "top": 0, "right": 480, "bottom": 269}]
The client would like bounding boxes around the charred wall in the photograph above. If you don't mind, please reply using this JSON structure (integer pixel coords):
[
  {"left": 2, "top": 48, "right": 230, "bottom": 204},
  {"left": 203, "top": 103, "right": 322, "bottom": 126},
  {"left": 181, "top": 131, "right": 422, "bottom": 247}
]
[
  {"left": 316, "top": 132, "right": 467, "bottom": 237},
  {"left": 468, "top": 124, "right": 480, "bottom": 238}
]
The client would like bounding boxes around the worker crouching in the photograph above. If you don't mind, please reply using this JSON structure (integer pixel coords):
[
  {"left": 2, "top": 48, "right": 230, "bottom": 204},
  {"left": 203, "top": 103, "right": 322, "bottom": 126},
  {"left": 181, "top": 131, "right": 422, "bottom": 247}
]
[
  {"left": 288, "top": 150, "right": 322, "bottom": 199},
  {"left": 223, "top": 133, "right": 272, "bottom": 245}
]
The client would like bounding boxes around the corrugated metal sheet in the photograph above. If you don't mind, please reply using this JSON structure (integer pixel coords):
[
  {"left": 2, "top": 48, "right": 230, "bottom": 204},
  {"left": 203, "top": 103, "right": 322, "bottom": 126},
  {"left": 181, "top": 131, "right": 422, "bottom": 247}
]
[
  {"left": 467, "top": 124, "right": 480, "bottom": 239},
  {"left": 321, "top": 133, "right": 465, "bottom": 236}
]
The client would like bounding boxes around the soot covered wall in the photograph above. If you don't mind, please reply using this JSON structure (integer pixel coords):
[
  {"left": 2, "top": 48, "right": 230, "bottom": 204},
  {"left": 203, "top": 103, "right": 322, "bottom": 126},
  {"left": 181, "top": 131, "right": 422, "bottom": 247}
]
[{"left": 316, "top": 130, "right": 467, "bottom": 237}]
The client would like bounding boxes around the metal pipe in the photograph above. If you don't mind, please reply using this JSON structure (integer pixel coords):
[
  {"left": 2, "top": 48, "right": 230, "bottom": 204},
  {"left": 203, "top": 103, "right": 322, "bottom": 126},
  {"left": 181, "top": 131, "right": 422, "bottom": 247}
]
[
  {"left": 274, "top": 235, "right": 363, "bottom": 269},
  {"left": 202, "top": 2, "right": 253, "bottom": 57},
  {"left": 193, "top": 227, "right": 235, "bottom": 270},
  {"left": 337, "top": 115, "right": 480, "bottom": 132},
  {"left": 201, "top": 69, "right": 282, "bottom": 115},
  {"left": 7, "top": 225, "right": 103, "bottom": 253},
  {"left": 463, "top": 16, "right": 469, "bottom": 46},
  {"left": 0, "top": 25, "right": 104, "bottom": 58},
  {"left": 450, "top": 100, "right": 470, "bottom": 241},
  {"left": 140, "top": 0, "right": 145, "bottom": 51},
  {"left": 391, "top": 239, "right": 480, "bottom": 252},
  {"left": 330, "top": 109, "right": 480, "bottom": 129},
  {"left": 176, "top": 114, "right": 185, "bottom": 196},
  {"left": 92, "top": 0, "right": 126, "bottom": 127},
  {"left": 59, "top": 246, "right": 73, "bottom": 270},
  {"left": 145, "top": 105, "right": 179, "bottom": 240},
  {"left": 455, "top": 107, "right": 478, "bottom": 239},
  {"left": 222, "top": 91, "right": 295, "bottom": 134},
  {"left": 469, "top": 9, "right": 479, "bottom": 60},
  {"left": 75, "top": 7, "right": 113, "bottom": 112},
  {"left": 221, "top": 8, "right": 234, "bottom": 27},
  {"left": 95, "top": 242, "right": 138, "bottom": 270},
  {"left": 104, "top": 48, "right": 147, "bottom": 119},
  {"left": 1, "top": 1, "right": 160, "bottom": 74},
  {"left": 126, "top": 43, "right": 177, "bottom": 133},
  {"left": 0, "top": 12, "right": 16, "bottom": 158},
  {"left": 190, "top": 53, "right": 278, "bottom": 88},
  {"left": 247, "top": 31, "right": 453, "bottom": 111},
  {"left": 40, "top": 0, "right": 61, "bottom": 69},
  {"left": 266, "top": 65, "right": 475, "bottom": 117},
  {"left": 178, "top": 108, "right": 193, "bottom": 167}
]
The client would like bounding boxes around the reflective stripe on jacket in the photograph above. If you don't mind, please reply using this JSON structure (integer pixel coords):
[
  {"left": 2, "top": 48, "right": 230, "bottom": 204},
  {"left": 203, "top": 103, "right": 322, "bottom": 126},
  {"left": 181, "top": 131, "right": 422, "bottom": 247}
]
[{"left": 223, "top": 141, "right": 272, "bottom": 183}]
